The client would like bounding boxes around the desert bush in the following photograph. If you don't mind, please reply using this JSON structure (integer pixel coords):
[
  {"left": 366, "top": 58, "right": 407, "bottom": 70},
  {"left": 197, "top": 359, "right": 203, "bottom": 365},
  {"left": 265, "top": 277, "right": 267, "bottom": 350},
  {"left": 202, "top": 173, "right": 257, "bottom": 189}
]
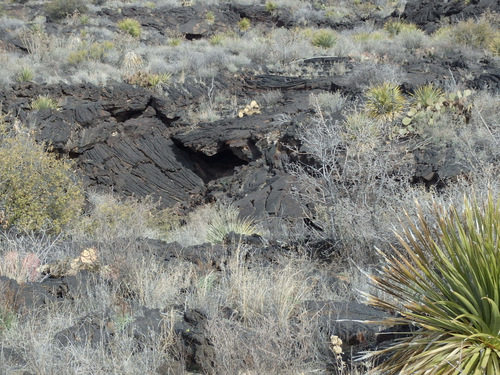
[
  {"left": 205, "top": 10, "right": 215, "bottom": 24},
  {"left": 433, "top": 15, "right": 499, "bottom": 51},
  {"left": 117, "top": 18, "right": 141, "bottom": 38},
  {"left": 16, "top": 66, "right": 34, "bottom": 83},
  {"left": 67, "top": 41, "right": 114, "bottom": 66},
  {"left": 365, "top": 82, "right": 406, "bottom": 120},
  {"left": 31, "top": 95, "right": 58, "bottom": 110},
  {"left": 0, "top": 122, "right": 84, "bottom": 233},
  {"left": 347, "top": 62, "right": 406, "bottom": 88},
  {"left": 383, "top": 19, "right": 419, "bottom": 37},
  {"left": 209, "top": 34, "right": 224, "bottom": 46},
  {"left": 367, "top": 193, "right": 500, "bottom": 374},
  {"left": 45, "top": 0, "right": 88, "bottom": 21},
  {"left": 265, "top": 1, "right": 277, "bottom": 12},
  {"left": 72, "top": 192, "right": 172, "bottom": 241},
  {"left": 238, "top": 17, "right": 251, "bottom": 31},
  {"left": 311, "top": 29, "right": 337, "bottom": 49},
  {"left": 124, "top": 70, "right": 171, "bottom": 88},
  {"left": 342, "top": 111, "right": 384, "bottom": 151},
  {"left": 410, "top": 83, "right": 444, "bottom": 109}
]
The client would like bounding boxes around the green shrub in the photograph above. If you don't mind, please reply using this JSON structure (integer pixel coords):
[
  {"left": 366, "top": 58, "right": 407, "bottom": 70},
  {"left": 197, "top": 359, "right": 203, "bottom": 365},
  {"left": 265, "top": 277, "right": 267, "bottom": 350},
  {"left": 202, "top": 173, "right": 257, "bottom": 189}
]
[
  {"left": 117, "top": 18, "right": 141, "bottom": 38},
  {"left": 384, "top": 19, "right": 419, "bottom": 37},
  {"left": 45, "top": 0, "right": 88, "bottom": 21},
  {"left": 209, "top": 34, "right": 224, "bottom": 46},
  {"left": 16, "top": 67, "right": 34, "bottom": 83},
  {"left": 365, "top": 82, "right": 406, "bottom": 120},
  {"left": 265, "top": 1, "right": 277, "bottom": 12},
  {"left": 0, "top": 307, "right": 16, "bottom": 335},
  {"left": 311, "top": 29, "right": 337, "bottom": 49},
  {"left": 434, "top": 15, "right": 498, "bottom": 50},
  {"left": 368, "top": 194, "right": 500, "bottom": 374},
  {"left": 0, "top": 123, "right": 84, "bottom": 233},
  {"left": 125, "top": 70, "right": 171, "bottom": 88},
  {"left": 31, "top": 95, "right": 58, "bottom": 110},
  {"left": 67, "top": 41, "right": 114, "bottom": 66},
  {"left": 238, "top": 18, "right": 251, "bottom": 31},
  {"left": 205, "top": 10, "right": 215, "bottom": 24},
  {"left": 450, "top": 17, "right": 497, "bottom": 49},
  {"left": 411, "top": 83, "right": 444, "bottom": 109},
  {"left": 168, "top": 38, "right": 182, "bottom": 47}
]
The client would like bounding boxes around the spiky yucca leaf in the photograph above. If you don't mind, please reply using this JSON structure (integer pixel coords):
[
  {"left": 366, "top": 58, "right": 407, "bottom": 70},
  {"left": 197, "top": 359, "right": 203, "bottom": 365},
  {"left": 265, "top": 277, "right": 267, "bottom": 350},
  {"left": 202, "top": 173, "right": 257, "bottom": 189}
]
[
  {"left": 365, "top": 83, "right": 406, "bottom": 121},
  {"left": 367, "top": 194, "right": 500, "bottom": 374}
]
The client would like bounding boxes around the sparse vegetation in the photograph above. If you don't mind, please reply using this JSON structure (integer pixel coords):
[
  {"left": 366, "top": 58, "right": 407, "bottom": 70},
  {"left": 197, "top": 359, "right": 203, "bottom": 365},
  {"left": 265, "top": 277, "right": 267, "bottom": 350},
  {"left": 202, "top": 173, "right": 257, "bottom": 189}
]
[
  {"left": 117, "top": 18, "right": 142, "bottom": 38},
  {"left": 45, "top": 0, "right": 88, "bottom": 21},
  {"left": 125, "top": 70, "right": 171, "bottom": 88},
  {"left": 0, "top": 1, "right": 499, "bottom": 374}
]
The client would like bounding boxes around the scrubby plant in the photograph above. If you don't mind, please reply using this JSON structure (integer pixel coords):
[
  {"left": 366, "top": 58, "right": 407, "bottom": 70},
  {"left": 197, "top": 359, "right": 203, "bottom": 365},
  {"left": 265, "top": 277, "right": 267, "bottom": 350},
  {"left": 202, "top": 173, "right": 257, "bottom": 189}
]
[
  {"left": 117, "top": 18, "right": 141, "bottom": 38},
  {"left": 80, "top": 13, "right": 90, "bottom": 25},
  {"left": 0, "top": 306, "right": 16, "bottom": 335},
  {"left": 31, "top": 95, "right": 58, "bottom": 110},
  {"left": 488, "top": 34, "right": 500, "bottom": 56},
  {"left": 0, "top": 122, "right": 84, "bottom": 233},
  {"left": 16, "top": 67, "right": 34, "bottom": 83},
  {"left": 205, "top": 10, "right": 215, "bottom": 24},
  {"left": 411, "top": 83, "right": 444, "bottom": 109},
  {"left": 365, "top": 82, "right": 406, "bottom": 120},
  {"left": 402, "top": 88, "right": 472, "bottom": 127},
  {"left": 125, "top": 70, "right": 171, "bottom": 88},
  {"left": 67, "top": 40, "right": 114, "bottom": 65},
  {"left": 352, "top": 30, "right": 385, "bottom": 43},
  {"left": 265, "top": 1, "right": 277, "bottom": 12},
  {"left": 206, "top": 204, "right": 259, "bottom": 244},
  {"left": 434, "top": 14, "right": 499, "bottom": 51},
  {"left": 45, "top": 0, "right": 88, "bottom": 21},
  {"left": 168, "top": 37, "right": 182, "bottom": 46},
  {"left": 367, "top": 194, "right": 500, "bottom": 374},
  {"left": 209, "top": 34, "right": 224, "bottom": 46},
  {"left": 121, "top": 50, "right": 143, "bottom": 71},
  {"left": 342, "top": 111, "right": 383, "bottom": 151},
  {"left": 311, "top": 29, "right": 337, "bottom": 49},
  {"left": 238, "top": 17, "right": 251, "bottom": 31},
  {"left": 384, "top": 19, "right": 419, "bottom": 37}
]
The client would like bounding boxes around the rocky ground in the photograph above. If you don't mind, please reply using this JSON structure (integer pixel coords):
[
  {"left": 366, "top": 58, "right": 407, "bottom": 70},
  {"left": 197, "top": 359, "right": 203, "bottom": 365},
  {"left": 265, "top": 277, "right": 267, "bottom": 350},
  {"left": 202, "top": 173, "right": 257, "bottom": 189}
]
[{"left": 0, "top": 0, "right": 499, "bottom": 373}]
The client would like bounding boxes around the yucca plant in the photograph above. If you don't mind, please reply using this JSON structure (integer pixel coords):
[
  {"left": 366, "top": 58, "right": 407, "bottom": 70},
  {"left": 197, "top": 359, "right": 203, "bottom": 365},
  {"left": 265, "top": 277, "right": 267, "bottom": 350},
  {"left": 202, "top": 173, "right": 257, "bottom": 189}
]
[
  {"left": 411, "top": 84, "right": 445, "bottom": 109},
  {"left": 365, "top": 82, "right": 406, "bottom": 120},
  {"left": 367, "top": 194, "right": 500, "bottom": 374},
  {"left": 238, "top": 18, "right": 251, "bottom": 31},
  {"left": 311, "top": 29, "right": 337, "bottom": 49}
]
